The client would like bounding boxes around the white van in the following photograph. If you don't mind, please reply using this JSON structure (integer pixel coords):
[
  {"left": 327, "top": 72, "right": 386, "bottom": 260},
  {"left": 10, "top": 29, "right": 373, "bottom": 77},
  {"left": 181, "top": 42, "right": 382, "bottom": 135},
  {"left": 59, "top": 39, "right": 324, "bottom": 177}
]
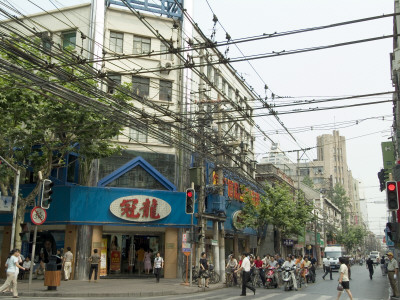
[{"left": 323, "top": 245, "right": 345, "bottom": 271}]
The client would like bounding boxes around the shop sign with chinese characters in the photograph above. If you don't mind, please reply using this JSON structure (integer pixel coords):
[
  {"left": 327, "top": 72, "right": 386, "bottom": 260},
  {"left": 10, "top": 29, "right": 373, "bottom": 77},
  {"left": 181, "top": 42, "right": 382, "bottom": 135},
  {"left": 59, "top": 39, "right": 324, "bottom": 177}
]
[{"left": 110, "top": 195, "right": 171, "bottom": 222}]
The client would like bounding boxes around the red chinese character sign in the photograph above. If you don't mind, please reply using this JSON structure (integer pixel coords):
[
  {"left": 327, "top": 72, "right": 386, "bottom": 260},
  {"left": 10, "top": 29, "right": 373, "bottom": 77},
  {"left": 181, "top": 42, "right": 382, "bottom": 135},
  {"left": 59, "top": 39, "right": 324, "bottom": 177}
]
[{"left": 109, "top": 195, "right": 171, "bottom": 222}]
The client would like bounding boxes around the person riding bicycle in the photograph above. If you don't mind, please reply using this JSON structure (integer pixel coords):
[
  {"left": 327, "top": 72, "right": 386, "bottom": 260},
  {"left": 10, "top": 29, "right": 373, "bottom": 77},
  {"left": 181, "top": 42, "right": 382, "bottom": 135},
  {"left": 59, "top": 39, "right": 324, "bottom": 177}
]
[
  {"left": 226, "top": 255, "right": 238, "bottom": 286},
  {"left": 254, "top": 255, "right": 266, "bottom": 287}
]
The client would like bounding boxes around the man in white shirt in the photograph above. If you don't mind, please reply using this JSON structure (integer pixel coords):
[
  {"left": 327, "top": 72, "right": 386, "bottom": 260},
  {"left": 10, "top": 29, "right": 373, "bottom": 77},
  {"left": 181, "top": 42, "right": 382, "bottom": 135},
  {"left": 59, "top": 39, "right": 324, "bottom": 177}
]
[
  {"left": 282, "top": 256, "right": 297, "bottom": 290},
  {"left": 235, "top": 253, "right": 256, "bottom": 296},
  {"left": 322, "top": 256, "right": 333, "bottom": 280}
]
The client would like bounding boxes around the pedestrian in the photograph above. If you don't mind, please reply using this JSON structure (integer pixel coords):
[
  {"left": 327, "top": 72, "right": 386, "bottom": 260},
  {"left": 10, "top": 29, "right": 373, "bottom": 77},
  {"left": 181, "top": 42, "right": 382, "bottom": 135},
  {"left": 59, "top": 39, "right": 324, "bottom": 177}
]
[
  {"left": 198, "top": 252, "right": 209, "bottom": 288},
  {"left": 345, "top": 258, "right": 351, "bottom": 280},
  {"left": 88, "top": 249, "right": 101, "bottom": 283},
  {"left": 0, "top": 249, "right": 25, "bottom": 298},
  {"left": 63, "top": 246, "right": 73, "bottom": 281},
  {"left": 380, "top": 256, "right": 387, "bottom": 276},
  {"left": 153, "top": 251, "right": 164, "bottom": 283},
  {"left": 144, "top": 249, "right": 152, "bottom": 274},
  {"left": 335, "top": 257, "right": 353, "bottom": 300},
  {"left": 387, "top": 252, "right": 399, "bottom": 298},
  {"left": 235, "top": 252, "right": 256, "bottom": 296},
  {"left": 322, "top": 256, "right": 333, "bottom": 280},
  {"left": 19, "top": 256, "right": 32, "bottom": 280},
  {"left": 366, "top": 256, "right": 374, "bottom": 280}
]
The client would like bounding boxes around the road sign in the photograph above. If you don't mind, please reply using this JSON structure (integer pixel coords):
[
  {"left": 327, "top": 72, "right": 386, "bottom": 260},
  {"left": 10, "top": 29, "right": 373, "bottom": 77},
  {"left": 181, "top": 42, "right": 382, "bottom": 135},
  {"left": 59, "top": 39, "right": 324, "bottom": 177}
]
[
  {"left": 182, "top": 242, "right": 191, "bottom": 253},
  {"left": 30, "top": 206, "right": 47, "bottom": 225}
]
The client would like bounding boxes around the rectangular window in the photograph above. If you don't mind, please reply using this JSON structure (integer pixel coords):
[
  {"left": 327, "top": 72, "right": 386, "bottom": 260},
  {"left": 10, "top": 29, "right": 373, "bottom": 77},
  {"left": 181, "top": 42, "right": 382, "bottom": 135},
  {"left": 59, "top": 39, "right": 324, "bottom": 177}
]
[
  {"left": 62, "top": 31, "right": 76, "bottom": 49},
  {"left": 207, "top": 64, "right": 213, "bottom": 81},
  {"left": 214, "top": 68, "right": 219, "bottom": 87},
  {"left": 107, "top": 74, "right": 121, "bottom": 94},
  {"left": 158, "top": 123, "right": 171, "bottom": 144},
  {"left": 133, "top": 36, "right": 151, "bottom": 54},
  {"left": 132, "top": 76, "right": 150, "bottom": 97},
  {"left": 221, "top": 79, "right": 226, "bottom": 94},
  {"left": 160, "top": 43, "right": 172, "bottom": 60},
  {"left": 228, "top": 85, "right": 233, "bottom": 99},
  {"left": 110, "top": 31, "right": 123, "bottom": 53},
  {"left": 159, "top": 80, "right": 172, "bottom": 101},
  {"left": 129, "top": 127, "right": 148, "bottom": 143}
]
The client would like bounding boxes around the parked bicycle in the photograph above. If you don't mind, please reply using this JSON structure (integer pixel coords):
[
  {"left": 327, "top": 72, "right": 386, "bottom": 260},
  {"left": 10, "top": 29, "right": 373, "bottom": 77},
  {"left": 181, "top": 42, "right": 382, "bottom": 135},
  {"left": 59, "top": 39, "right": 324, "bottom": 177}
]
[
  {"left": 208, "top": 264, "right": 220, "bottom": 284},
  {"left": 182, "top": 266, "right": 199, "bottom": 284}
]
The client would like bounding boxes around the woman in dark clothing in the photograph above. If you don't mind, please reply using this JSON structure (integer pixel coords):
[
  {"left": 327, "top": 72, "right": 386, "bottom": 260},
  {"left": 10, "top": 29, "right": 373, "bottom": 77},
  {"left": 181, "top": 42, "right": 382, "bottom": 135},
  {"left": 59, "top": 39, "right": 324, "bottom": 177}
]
[{"left": 198, "top": 252, "right": 209, "bottom": 288}]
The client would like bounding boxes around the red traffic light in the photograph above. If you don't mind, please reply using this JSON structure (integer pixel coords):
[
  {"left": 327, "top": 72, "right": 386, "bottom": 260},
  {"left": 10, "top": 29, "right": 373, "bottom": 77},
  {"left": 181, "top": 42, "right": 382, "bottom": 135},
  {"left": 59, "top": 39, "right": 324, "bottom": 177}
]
[
  {"left": 388, "top": 183, "right": 396, "bottom": 192},
  {"left": 187, "top": 191, "right": 193, "bottom": 198}
]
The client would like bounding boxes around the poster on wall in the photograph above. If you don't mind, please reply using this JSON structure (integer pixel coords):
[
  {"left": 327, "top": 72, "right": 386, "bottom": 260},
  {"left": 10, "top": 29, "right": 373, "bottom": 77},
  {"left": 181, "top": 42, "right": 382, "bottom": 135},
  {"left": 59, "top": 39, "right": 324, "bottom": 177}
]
[
  {"left": 100, "top": 238, "right": 107, "bottom": 277},
  {"left": 110, "top": 250, "right": 121, "bottom": 272}
]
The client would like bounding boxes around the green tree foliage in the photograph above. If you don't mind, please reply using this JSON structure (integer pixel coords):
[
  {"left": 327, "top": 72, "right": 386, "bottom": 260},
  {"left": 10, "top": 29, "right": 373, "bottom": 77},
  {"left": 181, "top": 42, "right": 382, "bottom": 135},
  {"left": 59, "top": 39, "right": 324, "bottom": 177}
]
[
  {"left": 331, "top": 184, "right": 350, "bottom": 229},
  {"left": 0, "top": 37, "right": 130, "bottom": 248},
  {"left": 302, "top": 176, "right": 314, "bottom": 189},
  {"left": 336, "top": 225, "right": 367, "bottom": 252},
  {"left": 240, "top": 183, "right": 314, "bottom": 255}
]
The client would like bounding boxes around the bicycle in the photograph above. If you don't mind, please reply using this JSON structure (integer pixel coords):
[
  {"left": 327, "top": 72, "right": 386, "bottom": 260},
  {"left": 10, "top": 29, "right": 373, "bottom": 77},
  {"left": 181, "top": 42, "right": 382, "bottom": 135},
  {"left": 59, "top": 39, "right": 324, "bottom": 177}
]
[
  {"left": 226, "top": 268, "right": 234, "bottom": 287},
  {"left": 250, "top": 267, "right": 263, "bottom": 288},
  {"left": 208, "top": 264, "right": 220, "bottom": 284},
  {"left": 182, "top": 266, "right": 199, "bottom": 284}
]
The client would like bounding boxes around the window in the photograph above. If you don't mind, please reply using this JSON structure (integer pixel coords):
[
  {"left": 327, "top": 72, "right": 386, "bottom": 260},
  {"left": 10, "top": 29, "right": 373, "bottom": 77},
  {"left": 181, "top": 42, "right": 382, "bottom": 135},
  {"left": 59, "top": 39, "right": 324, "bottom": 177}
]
[
  {"left": 207, "top": 64, "right": 213, "bottom": 82},
  {"left": 221, "top": 79, "right": 226, "bottom": 94},
  {"left": 214, "top": 68, "right": 219, "bottom": 87},
  {"left": 159, "top": 80, "right": 172, "bottom": 101},
  {"left": 133, "top": 36, "right": 151, "bottom": 54},
  {"left": 158, "top": 123, "right": 171, "bottom": 143},
  {"left": 62, "top": 31, "right": 76, "bottom": 49},
  {"left": 160, "top": 43, "right": 172, "bottom": 60},
  {"left": 228, "top": 85, "right": 233, "bottom": 99},
  {"left": 110, "top": 31, "right": 123, "bottom": 53},
  {"left": 132, "top": 76, "right": 150, "bottom": 97},
  {"left": 129, "top": 127, "right": 148, "bottom": 143},
  {"left": 107, "top": 74, "right": 121, "bottom": 94},
  {"left": 41, "top": 32, "right": 52, "bottom": 50}
]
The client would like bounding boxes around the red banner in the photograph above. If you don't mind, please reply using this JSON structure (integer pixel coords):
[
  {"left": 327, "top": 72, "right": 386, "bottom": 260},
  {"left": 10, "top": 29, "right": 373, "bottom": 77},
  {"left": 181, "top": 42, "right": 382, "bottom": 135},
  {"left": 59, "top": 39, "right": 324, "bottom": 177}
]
[{"left": 110, "top": 251, "right": 121, "bottom": 271}]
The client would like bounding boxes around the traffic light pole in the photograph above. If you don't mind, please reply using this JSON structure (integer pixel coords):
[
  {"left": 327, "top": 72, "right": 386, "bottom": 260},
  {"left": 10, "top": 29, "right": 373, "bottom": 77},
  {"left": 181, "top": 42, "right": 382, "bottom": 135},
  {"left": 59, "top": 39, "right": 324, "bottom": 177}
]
[{"left": 0, "top": 155, "right": 21, "bottom": 252}]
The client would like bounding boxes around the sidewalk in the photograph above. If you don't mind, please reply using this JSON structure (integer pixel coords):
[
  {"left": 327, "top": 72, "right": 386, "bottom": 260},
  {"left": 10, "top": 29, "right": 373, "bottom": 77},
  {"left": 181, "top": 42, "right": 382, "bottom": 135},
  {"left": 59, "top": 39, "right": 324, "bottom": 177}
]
[{"left": 11, "top": 278, "right": 224, "bottom": 298}]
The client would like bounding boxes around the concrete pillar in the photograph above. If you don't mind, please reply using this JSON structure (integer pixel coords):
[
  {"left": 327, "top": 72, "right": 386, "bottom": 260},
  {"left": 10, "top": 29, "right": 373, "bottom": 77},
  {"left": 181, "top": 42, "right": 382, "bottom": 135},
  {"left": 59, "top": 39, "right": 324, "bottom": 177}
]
[
  {"left": 219, "top": 222, "right": 225, "bottom": 284},
  {"left": 64, "top": 225, "right": 77, "bottom": 280},
  {"left": 75, "top": 225, "right": 92, "bottom": 280},
  {"left": 164, "top": 228, "right": 178, "bottom": 279},
  {"left": 233, "top": 235, "right": 239, "bottom": 259},
  {"left": 212, "top": 221, "right": 219, "bottom": 275},
  {"left": 91, "top": 226, "right": 103, "bottom": 280}
]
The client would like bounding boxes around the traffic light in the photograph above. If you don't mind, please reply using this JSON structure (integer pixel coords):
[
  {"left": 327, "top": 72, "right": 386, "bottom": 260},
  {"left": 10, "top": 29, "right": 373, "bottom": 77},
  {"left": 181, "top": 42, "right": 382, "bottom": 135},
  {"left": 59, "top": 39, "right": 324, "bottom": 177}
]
[
  {"left": 378, "top": 169, "right": 388, "bottom": 191},
  {"left": 41, "top": 179, "right": 54, "bottom": 209},
  {"left": 191, "top": 226, "right": 203, "bottom": 242},
  {"left": 386, "top": 181, "right": 399, "bottom": 210},
  {"left": 185, "top": 188, "right": 195, "bottom": 214}
]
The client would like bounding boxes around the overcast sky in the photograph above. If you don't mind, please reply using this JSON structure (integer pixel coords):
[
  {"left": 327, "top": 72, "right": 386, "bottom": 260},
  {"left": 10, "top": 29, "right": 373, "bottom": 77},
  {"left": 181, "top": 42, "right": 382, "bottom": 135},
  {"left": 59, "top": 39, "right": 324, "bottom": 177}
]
[
  {"left": 193, "top": 0, "right": 394, "bottom": 236},
  {"left": 14, "top": 0, "right": 394, "bottom": 236}
]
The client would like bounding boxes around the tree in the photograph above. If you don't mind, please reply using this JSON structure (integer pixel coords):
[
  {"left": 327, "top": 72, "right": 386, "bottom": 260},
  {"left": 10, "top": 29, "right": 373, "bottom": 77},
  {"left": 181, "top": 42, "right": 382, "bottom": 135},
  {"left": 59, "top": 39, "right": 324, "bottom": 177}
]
[
  {"left": 302, "top": 176, "right": 314, "bottom": 189},
  {"left": 0, "top": 37, "right": 129, "bottom": 249},
  {"left": 331, "top": 184, "right": 350, "bottom": 229},
  {"left": 336, "top": 225, "right": 367, "bottom": 253},
  {"left": 240, "top": 183, "right": 314, "bottom": 255}
]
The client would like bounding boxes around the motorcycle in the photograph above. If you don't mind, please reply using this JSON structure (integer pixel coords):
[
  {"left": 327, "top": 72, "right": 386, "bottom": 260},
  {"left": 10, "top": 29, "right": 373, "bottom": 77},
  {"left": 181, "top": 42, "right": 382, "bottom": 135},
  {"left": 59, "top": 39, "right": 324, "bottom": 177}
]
[
  {"left": 308, "top": 265, "right": 316, "bottom": 283},
  {"left": 265, "top": 267, "right": 279, "bottom": 289},
  {"left": 282, "top": 266, "right": 296, "bottom": 291}
]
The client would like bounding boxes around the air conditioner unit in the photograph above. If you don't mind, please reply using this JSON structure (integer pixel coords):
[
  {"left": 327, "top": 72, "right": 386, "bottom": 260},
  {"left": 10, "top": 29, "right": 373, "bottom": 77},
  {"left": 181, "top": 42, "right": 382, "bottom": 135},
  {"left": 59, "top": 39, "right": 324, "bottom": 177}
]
[{"left": 160, "top": 62, "right": 172, "bottom": 74}]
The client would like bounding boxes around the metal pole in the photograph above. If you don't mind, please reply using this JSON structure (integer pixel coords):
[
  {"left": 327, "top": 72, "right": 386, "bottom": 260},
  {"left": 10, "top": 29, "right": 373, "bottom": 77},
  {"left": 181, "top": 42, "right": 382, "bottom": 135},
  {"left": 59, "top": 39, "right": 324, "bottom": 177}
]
[
  {"left": 189, "top": 180, "right": 194, "bottom": 287},
  {"left": 28, "top": 225, "right": 38, "bottom": 290},
  {"left": 10, "top": 170, "right": 20, "bottom": 251}
]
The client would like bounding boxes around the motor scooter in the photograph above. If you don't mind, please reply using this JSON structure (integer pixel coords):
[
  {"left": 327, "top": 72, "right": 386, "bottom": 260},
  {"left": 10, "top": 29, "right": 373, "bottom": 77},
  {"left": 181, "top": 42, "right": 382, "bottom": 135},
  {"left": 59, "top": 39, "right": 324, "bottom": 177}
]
[
  {"left": 282, "top": 266, "right": 296, "bottom": 291},
  {"left": 265, "top": 267, "right": 278, "bottom": 289}
]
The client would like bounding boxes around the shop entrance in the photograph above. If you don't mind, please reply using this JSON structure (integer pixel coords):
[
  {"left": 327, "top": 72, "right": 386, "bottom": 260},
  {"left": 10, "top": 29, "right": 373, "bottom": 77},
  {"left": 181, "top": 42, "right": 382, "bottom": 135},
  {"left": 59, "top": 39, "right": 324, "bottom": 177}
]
[{"left": 101, "top": 233, "right": 164, "bottom": 277}]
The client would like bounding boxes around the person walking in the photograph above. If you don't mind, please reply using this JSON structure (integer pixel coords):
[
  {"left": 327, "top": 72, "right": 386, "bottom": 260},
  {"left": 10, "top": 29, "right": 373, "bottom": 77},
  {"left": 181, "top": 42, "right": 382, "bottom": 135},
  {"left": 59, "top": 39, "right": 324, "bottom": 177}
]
[
  {"left": 322, "top": 256, "right": 333, "bottom": 280},
  {"left": 366, "top": 257, "right": 374, "bottom": 280},
  {"left": 0, "top": 249, "right": 25, "bottom": 298},
  {"left": 63, "top": 247, "right": 73, "bottom": 281},
  {"left": 198, "top": 252, "right": 209, "bottom": 288},
  {"left": 235, "top": 252, "right": 256, "bottom": 296},
  {"left": 88, "top": 249, "right": 101, "bottom": 282},
  {"left": 380, "top": 256, "right": 387, "bottom": 276},
  {"left": 387, "top": 252, "right": 399, "bottom": 298},
  {"left": 335, "top": 257, "right": 353, "bottom": 300},
  {"left": 153, "top": 252, "right": 164, "bottom": 283},
  {"left": 144, "top": 249, "right": 152, "bottom": 274}
]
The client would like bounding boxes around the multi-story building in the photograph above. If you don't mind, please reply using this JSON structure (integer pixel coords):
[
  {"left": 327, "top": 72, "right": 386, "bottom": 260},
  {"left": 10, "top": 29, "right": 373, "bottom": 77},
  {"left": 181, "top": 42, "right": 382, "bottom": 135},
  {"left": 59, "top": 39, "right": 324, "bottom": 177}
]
[{"left": 0, "top": 0, "right": 260, "bottom": 280}]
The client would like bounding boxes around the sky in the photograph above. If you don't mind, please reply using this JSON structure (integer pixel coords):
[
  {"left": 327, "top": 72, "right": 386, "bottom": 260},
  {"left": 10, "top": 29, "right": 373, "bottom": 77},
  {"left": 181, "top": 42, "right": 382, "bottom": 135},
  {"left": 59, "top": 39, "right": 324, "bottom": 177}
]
[
  {"left": 12, "top": 0, "right": 394, "bottom": 236},
  {"left": 192, "top": 0, "right": 394, "bottom": 236}
]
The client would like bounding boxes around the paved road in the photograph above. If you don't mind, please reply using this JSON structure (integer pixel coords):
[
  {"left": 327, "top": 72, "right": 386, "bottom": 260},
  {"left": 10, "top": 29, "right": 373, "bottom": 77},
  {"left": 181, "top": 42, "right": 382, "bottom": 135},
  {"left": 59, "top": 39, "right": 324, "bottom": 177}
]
[{"left": 5, "top": 265, "right": 390, "bottom": 300}]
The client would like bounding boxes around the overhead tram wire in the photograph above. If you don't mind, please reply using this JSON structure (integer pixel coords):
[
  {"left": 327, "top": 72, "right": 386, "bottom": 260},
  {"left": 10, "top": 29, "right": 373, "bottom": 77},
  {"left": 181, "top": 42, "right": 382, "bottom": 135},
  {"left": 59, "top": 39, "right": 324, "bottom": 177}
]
[{"left": 3, "top": 12, "right": 262, "bottom": 190}]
